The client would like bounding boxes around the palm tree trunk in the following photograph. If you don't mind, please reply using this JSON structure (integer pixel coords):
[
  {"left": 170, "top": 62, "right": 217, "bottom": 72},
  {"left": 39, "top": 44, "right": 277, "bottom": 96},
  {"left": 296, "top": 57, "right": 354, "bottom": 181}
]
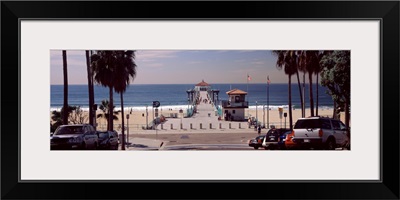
[
  {"left": 333, "top": 100, "right": 337, "bottom": 119},
  {"left": 108, "top": 87, "right": 114, "bottom": 131},
  {"left": 295, "top": 69, "right": 304, "bottom": 118},
  {"left": 308, "top": 72, "right": 314, "bottom": 116},
  {"left": 345, "top": 99, "right": 350, "bottom": 133},
  {"left": 120, "top": 93, "right": 126, "bottom": 150},
  {"left": 90, "top": 51, "right": 95, "bottom": 129},
  {"left": 316, "top": 73, "right": 319, "bottom": 116},
  {"left": 62, "top": 50, "right": 68, "bottom": 125},
  {"left": 288, "top": 75, "right": 293, "bottom": 130},
  {"left": 345, "top": 98, "right": 350, "bottom": 150},
  {"left": 86, "top": 50, "right": 94, "bottom": 126}
]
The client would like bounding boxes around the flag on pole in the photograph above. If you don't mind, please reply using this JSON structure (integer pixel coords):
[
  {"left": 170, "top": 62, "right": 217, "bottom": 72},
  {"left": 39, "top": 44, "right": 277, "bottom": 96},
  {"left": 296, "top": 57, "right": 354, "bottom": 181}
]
[
  {"left": 267, "top": 76, "right": 270, "bottom": 84},
  {"left": 247, "top": 74, "right": 251, "bottom": 81}
]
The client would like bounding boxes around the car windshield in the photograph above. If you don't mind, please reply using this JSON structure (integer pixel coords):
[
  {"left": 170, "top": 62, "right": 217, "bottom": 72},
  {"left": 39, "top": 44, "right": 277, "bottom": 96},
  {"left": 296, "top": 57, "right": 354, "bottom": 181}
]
[
  {"left": 294, "top": 119, "right": 321, "bottom": 129},
  {"left": 54, "top": 126, "right": 84, "bottom": 135}
]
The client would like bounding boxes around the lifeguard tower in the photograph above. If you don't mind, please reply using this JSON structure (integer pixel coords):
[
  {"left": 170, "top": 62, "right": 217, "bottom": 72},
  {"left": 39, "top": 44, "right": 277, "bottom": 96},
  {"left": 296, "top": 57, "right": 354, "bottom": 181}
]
[{"left": 221, "top": 89, "right": 248, "bottom": 121}]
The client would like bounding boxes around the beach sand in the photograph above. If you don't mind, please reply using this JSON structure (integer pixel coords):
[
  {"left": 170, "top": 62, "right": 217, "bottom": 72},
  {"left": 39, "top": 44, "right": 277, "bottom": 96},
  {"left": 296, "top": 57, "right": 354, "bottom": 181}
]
[{"left": 51, "top": 107, "right": 339, "bottom": 131}]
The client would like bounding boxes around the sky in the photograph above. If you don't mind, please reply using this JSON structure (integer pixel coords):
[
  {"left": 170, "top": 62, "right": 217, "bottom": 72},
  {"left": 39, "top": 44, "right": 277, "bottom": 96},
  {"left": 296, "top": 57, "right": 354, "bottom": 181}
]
[{"left": 50, "top": 50, "right": 317, "bottom": 85}]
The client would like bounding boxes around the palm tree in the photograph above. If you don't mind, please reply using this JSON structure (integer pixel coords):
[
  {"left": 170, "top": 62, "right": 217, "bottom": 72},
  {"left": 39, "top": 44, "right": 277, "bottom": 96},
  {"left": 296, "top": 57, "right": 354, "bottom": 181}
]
[
  {"left": 62, "top": 50, "right": 68, "bottom": 125},
  {"left": 96, "top": 99, "right": 119, "bottom": 129},
  {"left": 273, "top": 50, "right": 297, "bottom": 130},
  {"left": 303, "top": 51, "right": 320, "bottom": 117},
  {"left": 293, "top": 51, "right": 304, "bottom": 118},
  {"left": 91, "top": 51, "right": 117, "bottom": 131},
  {"left": 113, "top": 50, "right": 137, "bottom": 150},
  {"left": 298, "top": 51, "right": 307, "bottom": 118},
  {"left": 86, "top": 50, "right": 94, "bottom": 127}
]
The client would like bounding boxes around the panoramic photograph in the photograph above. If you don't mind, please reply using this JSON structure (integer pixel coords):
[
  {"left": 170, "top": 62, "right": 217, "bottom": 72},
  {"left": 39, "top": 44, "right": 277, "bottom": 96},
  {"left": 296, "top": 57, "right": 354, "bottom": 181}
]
[{"left": 50, "top": 50, "right": 351, "bottom": 151}]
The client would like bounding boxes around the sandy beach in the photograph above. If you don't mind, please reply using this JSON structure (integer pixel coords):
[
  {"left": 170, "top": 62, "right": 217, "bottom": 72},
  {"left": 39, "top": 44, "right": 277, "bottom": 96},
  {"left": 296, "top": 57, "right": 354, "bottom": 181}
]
[{"left": 51, "top": 106, "right": 340, "bottom": 132}]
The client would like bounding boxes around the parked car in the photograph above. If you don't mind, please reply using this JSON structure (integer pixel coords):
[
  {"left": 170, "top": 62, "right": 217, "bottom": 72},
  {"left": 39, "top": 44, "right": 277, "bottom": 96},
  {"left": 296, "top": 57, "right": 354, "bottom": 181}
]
[
  {"left": 50, "top": 124, "right": 98, "bottom": 150},
  {"left": 277, "top": 130, "right": 293, "bottom": 150},
  {"left": 248, "top": 135, "right": 266, "bottom": 149},
  {"left": 285, "top": 117, "right": 349, "bottom": 150},
  {"left": 97, "top": 130, "right": 119, "bottom": 150},
  {"left": 262, "top": 128, "right": 291, "bottom": 150}
]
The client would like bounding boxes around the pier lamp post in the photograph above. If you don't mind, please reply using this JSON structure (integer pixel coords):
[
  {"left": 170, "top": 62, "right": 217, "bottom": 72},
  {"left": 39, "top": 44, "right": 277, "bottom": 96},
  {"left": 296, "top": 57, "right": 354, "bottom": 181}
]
[{"left": 126, "top": 114, "right": 129, "bottom": 144}]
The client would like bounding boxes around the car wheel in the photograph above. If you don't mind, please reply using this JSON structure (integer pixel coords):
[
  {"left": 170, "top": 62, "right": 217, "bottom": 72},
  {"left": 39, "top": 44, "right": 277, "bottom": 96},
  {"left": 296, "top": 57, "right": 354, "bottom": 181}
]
[
  {"left": 264, "top": 147, "right": 268, "bottom": 150},
  {"left": 325, "top": 138, "right": 336, "bottom": 150},
  {"left": 254, "top": 147, "right": 259, "bottom": 150}
]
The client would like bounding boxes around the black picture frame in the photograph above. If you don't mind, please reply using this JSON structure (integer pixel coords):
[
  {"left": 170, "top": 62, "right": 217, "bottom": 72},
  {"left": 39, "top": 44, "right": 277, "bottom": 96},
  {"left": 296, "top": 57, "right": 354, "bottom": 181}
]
[{"left": 1, "top": 1, "right": 399, "bottom": 199}]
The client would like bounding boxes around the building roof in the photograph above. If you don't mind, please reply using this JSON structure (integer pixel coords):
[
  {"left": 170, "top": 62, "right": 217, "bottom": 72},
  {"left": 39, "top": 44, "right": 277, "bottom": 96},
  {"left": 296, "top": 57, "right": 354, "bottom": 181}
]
[
  {"left": 226, "top": 89, "right": 247, "bottom": 95},
  {"left": 195, "top": 80, "right": 210, "bottom": 86}
]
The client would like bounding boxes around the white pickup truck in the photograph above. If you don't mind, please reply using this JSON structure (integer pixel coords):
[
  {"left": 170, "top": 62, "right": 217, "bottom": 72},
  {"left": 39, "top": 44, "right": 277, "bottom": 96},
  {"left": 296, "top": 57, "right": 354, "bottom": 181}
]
[{"left": 288, "top": 117, "right": 349, "bottom": 150}]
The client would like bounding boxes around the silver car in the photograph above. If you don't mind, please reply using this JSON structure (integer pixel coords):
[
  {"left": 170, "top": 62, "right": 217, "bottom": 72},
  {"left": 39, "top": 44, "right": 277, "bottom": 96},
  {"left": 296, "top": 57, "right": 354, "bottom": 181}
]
[
  {"left": 50, "top": 124, "right": 99, "bottom": 150},
  {"left": 290, "top": 117, "right": 349, "bottom": 150}
]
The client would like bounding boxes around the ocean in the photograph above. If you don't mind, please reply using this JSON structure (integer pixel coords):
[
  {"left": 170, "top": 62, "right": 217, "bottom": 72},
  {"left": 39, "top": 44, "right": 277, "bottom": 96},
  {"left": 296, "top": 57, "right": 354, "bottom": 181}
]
[{"left": 50, "top": 83, "right": 334, "bottom": 111}]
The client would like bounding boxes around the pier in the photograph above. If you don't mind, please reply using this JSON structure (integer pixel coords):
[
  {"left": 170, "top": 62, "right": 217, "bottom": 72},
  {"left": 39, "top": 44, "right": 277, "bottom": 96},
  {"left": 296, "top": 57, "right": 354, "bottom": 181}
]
[
  {"left": 154, "top": 90, "right": 248, "bottom": 133},
  {"left": 131, "top": 80, "right": 251, "bottom": 133}
]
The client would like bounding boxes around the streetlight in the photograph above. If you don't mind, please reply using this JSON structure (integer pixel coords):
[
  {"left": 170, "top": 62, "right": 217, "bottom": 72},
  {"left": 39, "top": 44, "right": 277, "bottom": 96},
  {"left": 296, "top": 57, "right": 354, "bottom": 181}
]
[{"left": 126, "top": 114, "right": 129, "bottom": 144}]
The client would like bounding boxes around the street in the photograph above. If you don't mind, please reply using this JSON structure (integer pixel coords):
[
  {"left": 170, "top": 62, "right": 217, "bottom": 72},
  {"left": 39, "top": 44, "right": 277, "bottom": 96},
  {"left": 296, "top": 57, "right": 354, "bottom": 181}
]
[{"left": 124, "top": 131, "right": 262, "bottom": 150}]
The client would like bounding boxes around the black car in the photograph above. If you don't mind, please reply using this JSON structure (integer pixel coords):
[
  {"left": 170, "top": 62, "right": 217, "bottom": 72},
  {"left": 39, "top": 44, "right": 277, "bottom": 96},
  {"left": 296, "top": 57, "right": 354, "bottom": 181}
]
[
  {"left": 97, "top": 130, "right": 119, "bottom": 150},
  {"left": 262, "top": 128, "right": 291, "bottom": 150},
  {"left": 248, "top": 135, "right": 266, "bottom": 149}
]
